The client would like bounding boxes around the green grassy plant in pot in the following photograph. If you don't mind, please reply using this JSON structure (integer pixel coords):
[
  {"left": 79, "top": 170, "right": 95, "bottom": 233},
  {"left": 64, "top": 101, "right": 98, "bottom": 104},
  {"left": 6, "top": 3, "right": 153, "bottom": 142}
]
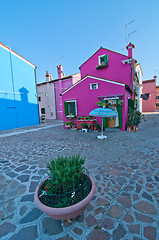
[
  {"left": 34, "top": 155, "right": 95, "bottom": 220},
  {"left": 64, "top": 121, "right": 73, "bottom": 129}
]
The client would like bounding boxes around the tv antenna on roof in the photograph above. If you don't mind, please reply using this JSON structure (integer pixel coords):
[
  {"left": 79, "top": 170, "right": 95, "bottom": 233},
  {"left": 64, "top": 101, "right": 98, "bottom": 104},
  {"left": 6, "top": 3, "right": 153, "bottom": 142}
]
[
  {"left": 50, "top": 58, "right": 53, "bottom": 75},
  {"left": 125, "top": 19, "right": 137, "bottom": 44},
  {"left": 58, "top": 56, "right": 64, "bottom": 64}
]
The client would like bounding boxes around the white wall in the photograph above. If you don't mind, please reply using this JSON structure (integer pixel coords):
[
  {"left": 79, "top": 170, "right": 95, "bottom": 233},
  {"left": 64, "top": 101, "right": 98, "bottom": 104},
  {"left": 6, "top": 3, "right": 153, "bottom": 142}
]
[
  {"left": 37, "top": 82, "right": 56, "bottom": 120},
  {"left": 135, "top": 64, "right": 142, "bottom": 112}
]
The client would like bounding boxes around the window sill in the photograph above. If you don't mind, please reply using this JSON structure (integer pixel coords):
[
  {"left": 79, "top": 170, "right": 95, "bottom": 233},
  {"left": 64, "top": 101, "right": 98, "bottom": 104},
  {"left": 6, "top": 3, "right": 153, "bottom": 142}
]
[
  {"left": 66, "top": 115, "right": 76, "bottom": 119},
  {"left": 96, "top": 63, "right": 108, "bottom": 69}
]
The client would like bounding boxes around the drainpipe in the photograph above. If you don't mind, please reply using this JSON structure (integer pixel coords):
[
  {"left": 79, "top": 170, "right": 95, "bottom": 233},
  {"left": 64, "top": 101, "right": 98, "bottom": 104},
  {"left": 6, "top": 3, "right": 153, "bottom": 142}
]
[
  {"left": 34, "top": 67, "right": 40, "bottom": 124},
  {"left": 53, "top": 82, "right": 57, "bottom": 119},
  {"left": 9, "top": 49, "right": 18, "bottom": 128}
]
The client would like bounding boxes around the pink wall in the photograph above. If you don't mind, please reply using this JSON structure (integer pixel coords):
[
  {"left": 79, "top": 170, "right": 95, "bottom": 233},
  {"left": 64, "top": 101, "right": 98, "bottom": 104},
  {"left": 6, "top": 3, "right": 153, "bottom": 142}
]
[
  {"left": 142, "top": 80, "right": 156, "bottom": 112},
  {"left": 80, "top": 48, "right": 133, "bottom": 89},
  {"left": 55, "top": 78, "right": 73, "bottom": 119},
  {"left": 55, "top": 74, "right": 81, "bottom": 119},
  {"left": 62, "top": 76, "right": 131, "bottom": 131}
]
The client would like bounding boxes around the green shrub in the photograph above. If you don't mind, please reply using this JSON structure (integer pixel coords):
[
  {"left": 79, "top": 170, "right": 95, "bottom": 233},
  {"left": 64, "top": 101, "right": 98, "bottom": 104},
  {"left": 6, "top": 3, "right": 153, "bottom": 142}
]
[
  {"left": 64, "top": 121, "right": 73, "bottom": 125},
  {"left": 81, "top": 123, "right": 88, "bottom": 129},
  {"left": 94, "top": 123, "right": 100, "bottom": 129},
  {"left": 46, "top": 155, "right": 85, "bottom": 193}
]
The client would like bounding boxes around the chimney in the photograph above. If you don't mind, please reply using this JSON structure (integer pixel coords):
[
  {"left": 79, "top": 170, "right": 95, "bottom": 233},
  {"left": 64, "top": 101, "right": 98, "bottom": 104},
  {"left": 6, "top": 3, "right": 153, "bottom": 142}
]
[
  {"left": 45, "top": 71, "right": 52, "bottom": 82},
  {"left": 57, "top": 65, "right": 65, "bottom": 79},
  {"left": 126, "top": 42, "right": 135, "bottom": 59},
  {"left": 154, "top": 75, "right": 157, "bottom": 81}
]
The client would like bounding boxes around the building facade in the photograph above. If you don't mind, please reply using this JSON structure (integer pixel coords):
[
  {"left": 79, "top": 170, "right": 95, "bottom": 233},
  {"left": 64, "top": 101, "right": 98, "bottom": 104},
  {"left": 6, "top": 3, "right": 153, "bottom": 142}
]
[
  {"left": 37, "top": 65, "right": 81, "bottom": 120},
  {"left": 0, "top": 42, "right": 39, "bottom": 131},
  {"left": 134, "top": 63, "right": 143, "bottom": 112},
  {"left": 142, "top": 77, "right": 156, "bottom": 112},
  {"left": 61, "top": 43, "right": 141, "bottom": 131},
  {"left": 156, "top": 85, "right": 159, "bottom": 111}
]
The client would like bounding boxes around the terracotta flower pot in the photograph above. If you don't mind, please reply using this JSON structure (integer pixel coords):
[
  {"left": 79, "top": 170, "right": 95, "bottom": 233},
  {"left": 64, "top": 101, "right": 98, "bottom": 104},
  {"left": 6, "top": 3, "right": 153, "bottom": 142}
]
[
  {"left": 127, "top": 126, "right": 132, "bottom": 132},
  {"left": 132, "top": 125, "right": 138, "bottom": 131},
  {"left": 135, "top": 125, "right": 138, "bottom": 131},
  {"left": 34, "top": 176, "right": 95, "bottom": 220}
]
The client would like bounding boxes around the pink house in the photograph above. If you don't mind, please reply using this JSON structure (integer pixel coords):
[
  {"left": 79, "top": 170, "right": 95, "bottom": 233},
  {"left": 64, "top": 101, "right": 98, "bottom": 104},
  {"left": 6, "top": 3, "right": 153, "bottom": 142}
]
[
  {"left": 61, "top": 43, "right": 139, "bottom": 131},
  {"left": 37, "top": 65, "right": 81, "bottom": 120},
  {"left": 142, "top": 77, "right": 156, "bottom": 112}
]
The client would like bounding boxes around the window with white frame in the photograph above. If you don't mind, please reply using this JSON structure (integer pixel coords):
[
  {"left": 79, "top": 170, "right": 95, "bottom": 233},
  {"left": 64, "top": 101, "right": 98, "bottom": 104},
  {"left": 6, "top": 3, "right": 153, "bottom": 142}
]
[
  {"left": 64, "top": 100, "right": 77, "bottom": 116},
  {"left": 90, "top": 83, "right": 98, "bottom": 90},
  {"left": 98, "top": 54, "right": 108, "bottom": 65}
]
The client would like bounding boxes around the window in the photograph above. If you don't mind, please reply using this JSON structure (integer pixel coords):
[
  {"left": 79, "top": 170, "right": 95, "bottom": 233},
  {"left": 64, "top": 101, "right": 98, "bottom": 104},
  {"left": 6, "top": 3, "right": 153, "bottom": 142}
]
[
  {"left": 38, "top": 97, "right": 41, "bottom": 102},
  {"left": 96, "top": 54, "right": 109, "bottom": 69},
  {"left": 156, "top": 96, "right": 159, "bottom": 100},
  {"left": 156, "top": 103, "right": 159, "bottom": 107},
  {"left": 64, "top": 100, "right": 77, "bottom": 116},
  {"left": 99, "top": 54, "right": 108, "bottom": 65},
  {"left": 90, "top": 83, "right": 98, "bottom": 90},
  {"left": 41, "top": 108, "right": 45, "bottom": 114}
]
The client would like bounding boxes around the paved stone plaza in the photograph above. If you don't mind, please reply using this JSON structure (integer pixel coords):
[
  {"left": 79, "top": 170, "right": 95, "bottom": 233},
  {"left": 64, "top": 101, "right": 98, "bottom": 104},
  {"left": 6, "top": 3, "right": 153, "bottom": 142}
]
[{"left": 0, "top": 114, "right": 159, "bottom": 240}]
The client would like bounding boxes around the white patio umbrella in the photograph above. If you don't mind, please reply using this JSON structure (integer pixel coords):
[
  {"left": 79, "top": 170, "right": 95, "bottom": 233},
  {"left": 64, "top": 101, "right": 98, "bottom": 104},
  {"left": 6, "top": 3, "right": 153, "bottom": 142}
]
[{"left": 89, "top": 108, "right": 117, "bottom": 139}]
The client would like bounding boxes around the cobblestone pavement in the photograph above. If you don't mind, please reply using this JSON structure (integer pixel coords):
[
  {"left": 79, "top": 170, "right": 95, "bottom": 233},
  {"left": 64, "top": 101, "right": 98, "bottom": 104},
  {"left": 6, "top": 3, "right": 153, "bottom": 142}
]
[{"left": 0, "top": 115, "right": 159, "bottom": 240}]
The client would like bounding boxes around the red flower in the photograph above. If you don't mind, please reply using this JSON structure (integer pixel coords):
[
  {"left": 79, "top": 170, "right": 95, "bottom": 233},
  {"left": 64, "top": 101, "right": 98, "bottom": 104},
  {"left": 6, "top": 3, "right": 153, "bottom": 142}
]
[
  {"left": 45, "top": 186, "right": 48, "bottom": 189},
  {"left": 50, "top": 183, "right": 52, "bottom": 186}
]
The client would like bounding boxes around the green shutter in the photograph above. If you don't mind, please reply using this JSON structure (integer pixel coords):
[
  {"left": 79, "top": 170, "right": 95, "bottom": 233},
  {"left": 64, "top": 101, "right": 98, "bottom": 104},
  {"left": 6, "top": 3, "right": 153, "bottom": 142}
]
[
  {"left": 104, "top": 55, "right": 108, "bottom": 64},
  {"left": 64, "top": 102, "right": 69, "bottom": 116},
  {"left": 116, "top": 100, "right": 122, "bottom": 129},
  {"left": 73, "top": 102, "right": 76, "bottom": 116}
]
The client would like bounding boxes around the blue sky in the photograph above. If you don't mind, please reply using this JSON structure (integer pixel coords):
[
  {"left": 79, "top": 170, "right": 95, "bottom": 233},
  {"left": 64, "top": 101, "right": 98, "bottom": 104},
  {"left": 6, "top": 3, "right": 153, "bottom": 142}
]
[{"left": 0, "top": 0, "right": 159, "bottom": 84}]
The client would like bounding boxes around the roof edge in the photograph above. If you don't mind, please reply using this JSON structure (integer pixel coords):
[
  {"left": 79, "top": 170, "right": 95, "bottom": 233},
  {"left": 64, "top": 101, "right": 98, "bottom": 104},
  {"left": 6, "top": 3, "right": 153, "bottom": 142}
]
[
  {"left": 0, "top": 42, "right": 36, "bottom": 68},
  {"left": 79, "top": 47, "right": 128, "bottom": 69},
  {"left": 37, "top": 72, "right": 80, "bottom": 85},
  {"left": 60, "top": 74, "right": 125, "bottom": 96},
  {"left": 142, "top": 79, "right": 156, "bottom": 83}
]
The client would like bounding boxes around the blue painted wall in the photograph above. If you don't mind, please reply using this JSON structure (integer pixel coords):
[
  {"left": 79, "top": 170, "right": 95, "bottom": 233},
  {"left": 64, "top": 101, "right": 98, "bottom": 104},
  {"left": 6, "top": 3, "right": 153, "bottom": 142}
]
[{"left": 0, "top": 44, "right": 39, "bottom": 131}]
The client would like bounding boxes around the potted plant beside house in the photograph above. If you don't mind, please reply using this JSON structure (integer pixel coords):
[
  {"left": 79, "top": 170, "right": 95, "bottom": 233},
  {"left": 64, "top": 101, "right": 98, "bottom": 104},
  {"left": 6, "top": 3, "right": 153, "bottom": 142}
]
[
  {"left": 87, "top": 124, "right": 91, "bottom": 131},
  {"left": 117, "top": 100, "right": 123, "bottom": 106},
  {"left": 93, "top": 123, "right": 100, "bottom": 131},
  {"left": 81, "top": 123, "right": 88, "bottom": 132},
  {"left": 126, "top": 120, "right": 132, "bottom": 131},
  {"left": 66, "top": 114, "right": 76, "bottom": 120},
  {"left": 72, "top": 124, "right": 78, "bottom": 130},
  {"left": 96, "top": 101, "right": 102, "bottom": 107},
  {"left": 64, "top": 121, "right": 73, "bottom": 129},
  {"left": 132, "top": 110, "right": 145, "bottom": 131},
  {"left": 34, "top": 155, "right": 95, "bottom": 220}
]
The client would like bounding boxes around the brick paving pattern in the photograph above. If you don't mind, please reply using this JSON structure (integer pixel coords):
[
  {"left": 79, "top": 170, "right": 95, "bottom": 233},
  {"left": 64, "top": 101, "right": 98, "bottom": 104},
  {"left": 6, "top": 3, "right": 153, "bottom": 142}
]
[{"left": 0, "top": 115, "right": 159, "bottom": 239}]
